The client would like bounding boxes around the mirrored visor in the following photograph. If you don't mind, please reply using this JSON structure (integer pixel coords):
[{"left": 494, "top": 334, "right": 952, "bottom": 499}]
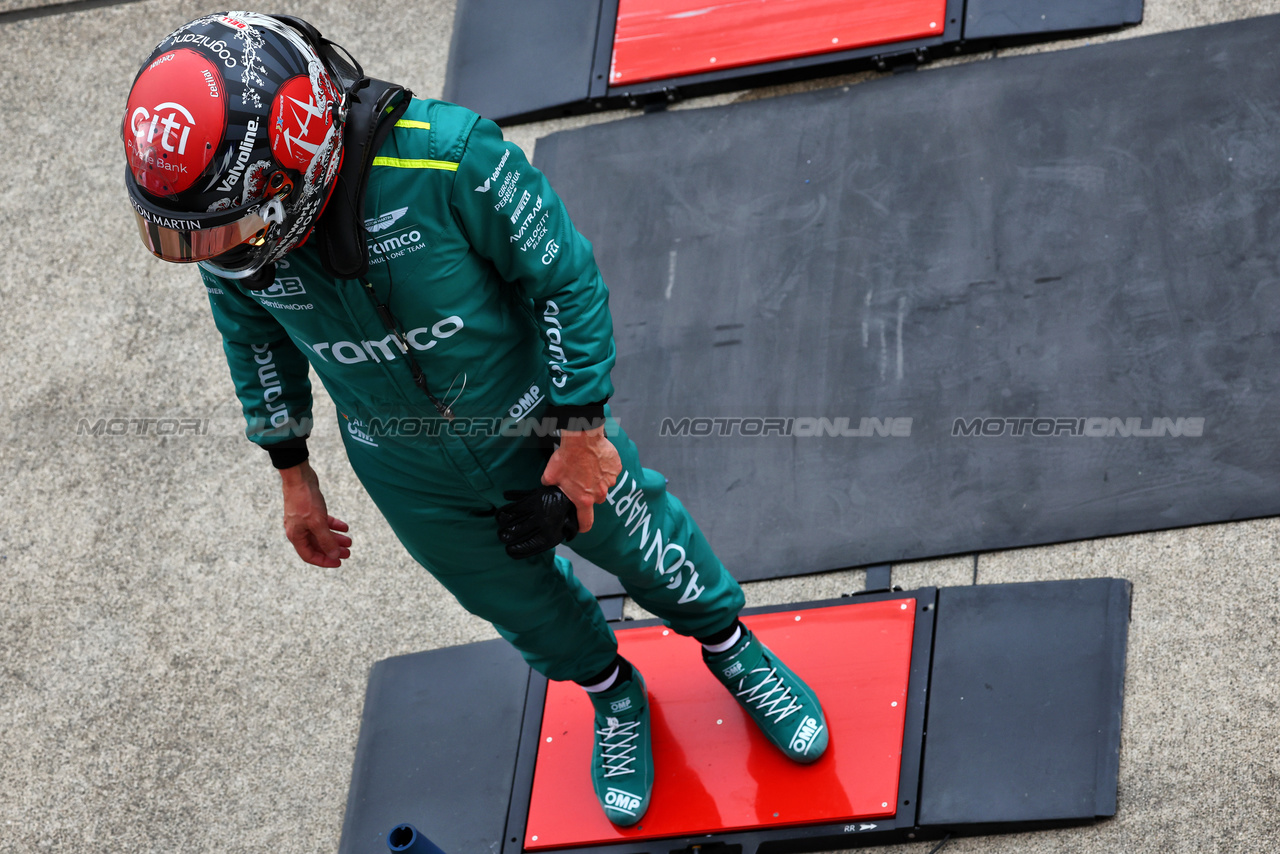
[{"left": 133, "top": 206, "right": 272, "bottom": 264}]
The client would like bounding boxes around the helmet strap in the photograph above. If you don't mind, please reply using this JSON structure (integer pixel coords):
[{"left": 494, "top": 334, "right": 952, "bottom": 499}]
[
  {"left": 262, "top": 15, "right": 409, "bottom": 280},
  {"left": 312, "top": 78, "right": 411, "bottom": 280}
]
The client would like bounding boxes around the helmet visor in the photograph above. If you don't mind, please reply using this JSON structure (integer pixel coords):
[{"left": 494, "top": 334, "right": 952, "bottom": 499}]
[
  {"left": 125, "top": 164, "right": 284, "bottom": 265},
  {"left": 132, "top": 205, "right": 274, "bottom": 264}
]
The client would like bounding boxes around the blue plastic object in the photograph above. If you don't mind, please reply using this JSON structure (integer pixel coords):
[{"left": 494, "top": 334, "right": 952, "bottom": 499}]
[{"left": 386, "top": 824, "right": 447, "bottom": 854}]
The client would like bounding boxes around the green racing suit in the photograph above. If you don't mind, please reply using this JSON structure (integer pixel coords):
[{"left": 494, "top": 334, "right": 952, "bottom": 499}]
[{"left": 199, "top": 97, "right": 745, "bottom": 682}]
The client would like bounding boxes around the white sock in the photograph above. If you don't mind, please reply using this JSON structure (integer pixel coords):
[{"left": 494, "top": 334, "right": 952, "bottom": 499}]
[
  {"left": 702, "top": 624, "right": 742, "bottom": 654},
  {"left": 581, "top": 665, "right": 620, "bottom": 693}
]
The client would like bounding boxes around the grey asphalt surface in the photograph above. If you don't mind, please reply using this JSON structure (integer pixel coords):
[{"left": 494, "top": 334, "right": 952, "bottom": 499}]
[{"left": 2, "top": 1, "right": 1278, "bottom": 853}]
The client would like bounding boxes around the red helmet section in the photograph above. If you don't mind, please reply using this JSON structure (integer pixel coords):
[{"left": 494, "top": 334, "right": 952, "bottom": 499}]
[
  {"left": 269, "top": 73, "right": 340, "bottom": 173},
  {"left": 124, "top": 49, "right": 227, "bottom": 197}
]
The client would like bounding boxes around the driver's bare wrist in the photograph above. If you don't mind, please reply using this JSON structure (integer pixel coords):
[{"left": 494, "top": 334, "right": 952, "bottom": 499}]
[
  {"left": 278, "top": 460, "right": 313, "bottom": 486},
  {"left": 559, "top": 425, "right": 606, "bottom": 442}
]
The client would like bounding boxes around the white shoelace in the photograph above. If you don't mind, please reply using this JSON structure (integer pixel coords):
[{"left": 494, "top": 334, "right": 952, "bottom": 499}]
[
  {"left": 734, "top": 666, "right": 803, "bottom": 723},
  {"left": 597, "top": 716, "right": 640, "bottom": 778}
]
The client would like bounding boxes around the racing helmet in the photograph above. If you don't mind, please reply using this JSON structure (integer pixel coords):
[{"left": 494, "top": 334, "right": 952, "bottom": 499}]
[{"left": 123, "top": 12, "right": 355, "bottom": 280}]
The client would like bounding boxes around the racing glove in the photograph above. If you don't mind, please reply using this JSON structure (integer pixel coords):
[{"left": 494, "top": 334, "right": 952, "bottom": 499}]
[{"left": 496, "top": 486, "right": 580, "bottom": 559}]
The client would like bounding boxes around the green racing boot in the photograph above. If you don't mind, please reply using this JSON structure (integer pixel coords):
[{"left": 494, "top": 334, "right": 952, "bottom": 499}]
[
  {"left": 704, "top": 627, "right": 829, "bottom": 763},
  {"left": 587, "top": 670, "right": 654, "bottom": 826}
]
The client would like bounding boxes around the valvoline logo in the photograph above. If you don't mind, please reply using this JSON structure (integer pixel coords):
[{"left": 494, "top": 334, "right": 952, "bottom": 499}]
[{"left": 125, "top": 49, "right": 227, "bottom": 196}]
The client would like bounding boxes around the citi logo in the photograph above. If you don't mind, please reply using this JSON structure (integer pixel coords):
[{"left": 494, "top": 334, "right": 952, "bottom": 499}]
[
  {"left": 789, "top": 715, "right": 824, "bottom": 755},
  {"left": 364, "top": 207, "right": 409, "bottom": 233},
  {"left": 507, "top": 384, "right": 544, "bottom": 420},
  {"left": 130, "top": 101, "right": 196, "bottom": 156},
  {"left": 474, "top": 148, "right": 510, "bottom": 192},
  {"left": 609, "top": 697, "right": 632, "bottom": 714},
  {"left": 604, "top": 788, "right": 640, "bottom": 814},
  {"left": 722, "top": 661, "right": 744, "bottom": 679}
]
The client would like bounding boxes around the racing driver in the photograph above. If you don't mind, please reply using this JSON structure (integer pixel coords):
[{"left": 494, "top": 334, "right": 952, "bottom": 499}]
[{"left": 123, "top": 11, "right": 828, "bottom": 826}]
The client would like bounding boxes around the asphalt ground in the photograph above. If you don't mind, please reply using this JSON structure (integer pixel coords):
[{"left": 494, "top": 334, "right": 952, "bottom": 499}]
[{"left": 1, "top": 1, "right": 1278, "bottom": 852}]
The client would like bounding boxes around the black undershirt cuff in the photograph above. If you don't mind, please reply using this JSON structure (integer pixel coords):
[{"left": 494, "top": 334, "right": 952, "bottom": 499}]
[
  {"left": 544, "top": 400, "right": 609, "bottom": 432},
  {"left": 264, "top": 436, "right": 309, "bottom": 470}
]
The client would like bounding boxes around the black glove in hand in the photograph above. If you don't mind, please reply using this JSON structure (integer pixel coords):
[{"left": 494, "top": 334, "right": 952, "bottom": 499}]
[{"left": 495, "top": 486, "right": 580, "bottom": 559}]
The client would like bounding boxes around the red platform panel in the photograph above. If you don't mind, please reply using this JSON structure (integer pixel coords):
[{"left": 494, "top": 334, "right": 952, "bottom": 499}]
[
  {"left": 524, "top": 600, "right": 917, "bottom": 849},
  {"left": 610, "top": 0, "right": 948, "bottom": 86}
]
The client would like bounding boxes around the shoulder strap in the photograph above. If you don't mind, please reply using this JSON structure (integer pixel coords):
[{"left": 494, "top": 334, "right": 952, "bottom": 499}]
[{"left": 313, "top": 78, "right": 412, "bottom": 279}]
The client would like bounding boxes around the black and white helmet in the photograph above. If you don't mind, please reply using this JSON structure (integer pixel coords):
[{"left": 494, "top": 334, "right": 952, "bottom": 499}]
[{"left": 123, "top": 12, "right": 355, "bottom": 281}]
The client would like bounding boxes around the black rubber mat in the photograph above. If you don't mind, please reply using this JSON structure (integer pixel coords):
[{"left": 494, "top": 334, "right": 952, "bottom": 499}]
[
  {"left": 336, "top": 640, "right": 531, "bottom": 854},
  {"left": 921, "top": 579, "right": 1129, "bottom": 825},
  {"left": 443, "top": 0, "right": 605, "bottom": 123},
  {"left": 535, "top": 15, "right": 1280, "bottom": 592},
  {"left": 964, "top": 0, "right": 1142, "bottom": 39}
]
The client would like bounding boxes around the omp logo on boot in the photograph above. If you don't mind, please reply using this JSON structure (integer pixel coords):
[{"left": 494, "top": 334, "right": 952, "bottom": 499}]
[
  {"left": 789, "top": 715, "right": 824, "bottom": 755},
  {"left": 604, "top": 788, "right": 640, "bottom": 814},
  {"left": 609, "top": 697, "right": 632, "bottom": 713},
  {"left": 364, "top": 207, "right": 409, "bottom": 233},
  {"left": 722, "top": 661, "right": 744, "bottom": 679}
]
